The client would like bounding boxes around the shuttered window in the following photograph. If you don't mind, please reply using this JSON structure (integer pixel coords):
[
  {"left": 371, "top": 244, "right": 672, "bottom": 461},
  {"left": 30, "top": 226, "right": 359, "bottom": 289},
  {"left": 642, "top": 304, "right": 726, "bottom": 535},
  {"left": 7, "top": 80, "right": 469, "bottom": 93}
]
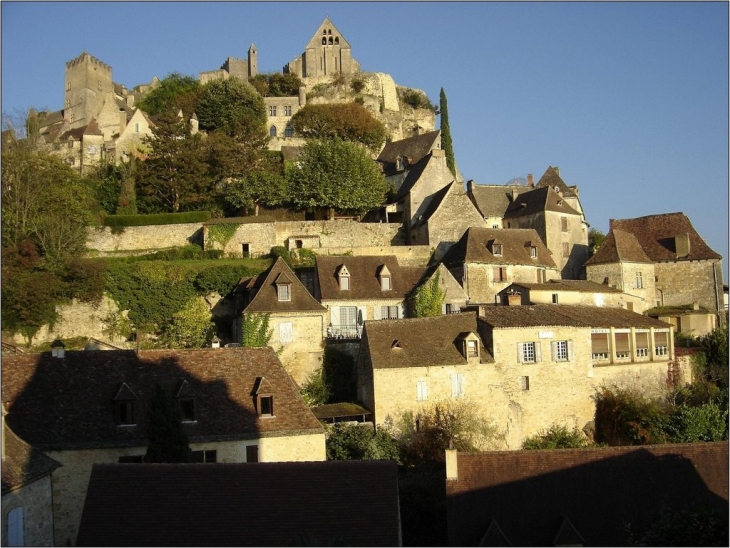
[
  {"left": 636, "top": 332, "right": 649, "bottom": 357},
  {"left": 591, "top": 332, "right": 610, "bottom": 359},
  {"left": 417, "top": 380, "right": 428, "bottom": 401},
  {"left": 551, "top": 340, "right": 572, "bottom": 361},
  {"left": 451, "top": 374, "right": 465, "bottom": 397},
  {"left": 615, "top": 332, "right": 631, "bottom": 358},
  {"left": 518, "top": 342, "right": 541, "bottom": 363},
  {"left": 279, "top": 322, "right": 293, "bottom": 343},
  {"left": 654, "top": 331, "right": 669, "bottom": 356}
]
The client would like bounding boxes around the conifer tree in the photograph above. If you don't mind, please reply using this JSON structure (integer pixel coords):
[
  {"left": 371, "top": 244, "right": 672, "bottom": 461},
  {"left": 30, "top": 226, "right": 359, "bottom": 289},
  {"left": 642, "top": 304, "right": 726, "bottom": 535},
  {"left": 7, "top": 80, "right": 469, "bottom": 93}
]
[
  {"left": 439, "top": 88, "right": 456, "bottom": 177},
  {"left": 144, "top": 384, "right": 192, "bottom": 463}
]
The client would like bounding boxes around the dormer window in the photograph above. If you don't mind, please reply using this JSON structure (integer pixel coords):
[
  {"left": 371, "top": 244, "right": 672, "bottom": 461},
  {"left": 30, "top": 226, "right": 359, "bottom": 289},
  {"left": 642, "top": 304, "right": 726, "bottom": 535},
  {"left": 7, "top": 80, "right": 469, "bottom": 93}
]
[
  {"left": 252, "top": 377, "right": 274, "bottom": 418},
  {"left": 337, "top": 265, "right": 350, "bottom": 290},
  {"left": 457, "top": 332, "right": 480, "bottom": 360},
  {"left": 490, "top": 241, "right": 503, "bottom": 257},
  {"left": 274, "top": 272, "right": 293, "bottom": 301},
  {"left": 530, "top": 246, "right": 537, "bottom": 259},
  {"left": 50, "top": 339, "right": 65, "bottom": 358},
  {"left": 114, "top": 383, "right": 138, "bottom": 426},
  {"left": 378, "top": 264, "right": 392, "bottom": 291},
  {"left": 175, "top": 380, "right": 197, "bottom": 422}
]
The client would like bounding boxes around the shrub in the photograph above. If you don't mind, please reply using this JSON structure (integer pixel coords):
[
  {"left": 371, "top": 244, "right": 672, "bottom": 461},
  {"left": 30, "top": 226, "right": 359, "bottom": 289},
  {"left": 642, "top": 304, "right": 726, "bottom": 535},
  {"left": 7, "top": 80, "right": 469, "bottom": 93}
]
[
  {"left": 666, "top": 402, "right": 728, "bottom": 442},
  {"left": 270, "top": 246, "right": 293, "bottom": 267},
  {"left": 593, "top": 386, "right": 671, "bottom": 446},
  {"left": 300, "top": 368, "right": 330, "bottom": 406},
  {"left": 104, "top": 211, "right": 211, "bottom": 227},
  {"left": 326, "top": 423, "right": 400, "bottom": 462},
  {"left": 522, "top": 424, "right": 592, "bottom": 450},
  {"left": 194, "top": 264, "right": 262, "bottom": 296},
  {"left": 350, "top": 78, "right": 365, "bottom": 93}
]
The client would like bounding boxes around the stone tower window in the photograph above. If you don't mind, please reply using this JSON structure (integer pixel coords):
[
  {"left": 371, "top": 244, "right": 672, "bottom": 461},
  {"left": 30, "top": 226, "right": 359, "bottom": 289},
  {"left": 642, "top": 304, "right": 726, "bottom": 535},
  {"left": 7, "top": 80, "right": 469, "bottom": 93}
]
[
  {"left": 270, "top": 125, "right": 277, "bottom": 137},
  {"left": 322, "top": 37, "right": 327, "bottom": 45},
  {"left": 285, "top": 124, "right": 293, "bottom": 138},
  {"left": 335, "top": 37, "right": 340, "bottom": 45},
  {"left": 329, "top": 37, "right": 333, "bottom": 45},
  {"left": 66, "top": 81, "right": 71, "bottom": 91}
]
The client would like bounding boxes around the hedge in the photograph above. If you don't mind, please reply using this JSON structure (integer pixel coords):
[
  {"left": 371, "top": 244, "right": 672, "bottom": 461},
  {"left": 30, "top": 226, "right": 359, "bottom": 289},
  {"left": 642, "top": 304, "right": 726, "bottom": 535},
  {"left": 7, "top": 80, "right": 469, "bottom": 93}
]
[{"left": 104, "top": 211, "right": 212, "bottom": 227}]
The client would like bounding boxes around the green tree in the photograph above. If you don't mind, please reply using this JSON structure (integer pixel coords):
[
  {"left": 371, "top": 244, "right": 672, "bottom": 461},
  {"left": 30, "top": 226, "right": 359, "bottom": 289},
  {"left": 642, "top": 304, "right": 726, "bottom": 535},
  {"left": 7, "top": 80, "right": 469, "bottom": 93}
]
[
  {"left": 1, "top": 267, "right": 64, "bottom": 342},
  {"left": 588, "top": 228, "right": 606, "bottom": 256},
  {"left": 326, "top": 423, "right": 400, "bottom": 462},
  {"left": 522, "top": 424, "right": 592, "bottom": 449},
  {"left": 695, "top": 325, "right": 729, "bottom": 391},
  {"left": 136, "top": 72, "right": 201, "bottom": 117},
  {"left": 288, "top": 138, "right": 388, "bottom": 218},
  {"left": 224, "top": 169, "right": 289, "bottom": 216},
  {"left": 163, "top": 297, "right": 214, "bottom": 349},
  {"left": 290, "top": 103, "right": 387, "bottom": 151},
  {"left": 439, "top": 88, "right": 456, "bottom": 177},
  {"left": 144, "top": 384, "right": 192, "bottom": 463},
  {"left": 412, "top": 271, "right": 444, "bottom": 317},
  {"left": 300, "top": 367, "right": 331, "bottom": 406},
  {"left": 249, "top": 72, "right": 303, "bottom": 97},
  {"left": 241, "top": 312, "right": 273, "bottom": 347}
]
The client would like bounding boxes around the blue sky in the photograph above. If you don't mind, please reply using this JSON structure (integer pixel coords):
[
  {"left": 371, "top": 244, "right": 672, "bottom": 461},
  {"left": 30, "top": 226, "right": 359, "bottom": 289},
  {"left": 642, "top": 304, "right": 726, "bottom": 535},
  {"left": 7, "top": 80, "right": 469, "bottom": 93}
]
[{"left": 2, "top": 1, "right": 728, "bottom": 281}]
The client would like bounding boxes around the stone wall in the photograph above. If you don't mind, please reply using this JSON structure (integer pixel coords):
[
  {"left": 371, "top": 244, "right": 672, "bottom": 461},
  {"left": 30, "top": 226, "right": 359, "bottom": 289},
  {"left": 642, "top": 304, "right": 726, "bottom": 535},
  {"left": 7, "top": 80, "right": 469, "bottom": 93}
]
[
  {"left": 463, "top": 263, "right": 561, "bottom": 305},
  {"left": 86, "top": 223, "right": 203, "bottom": 255},
  {"left": 656, "top": 260, "right": 724, "bottom": 314},
  {"left": 1, "top": 476, "right": 55, "bottom": 547}
]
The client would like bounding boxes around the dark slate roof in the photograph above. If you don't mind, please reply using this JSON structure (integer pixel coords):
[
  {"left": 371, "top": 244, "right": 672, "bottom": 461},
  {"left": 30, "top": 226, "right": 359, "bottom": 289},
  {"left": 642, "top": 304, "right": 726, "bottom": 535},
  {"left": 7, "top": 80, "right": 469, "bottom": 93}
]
[
  {"left": 1, "top": 423, "right": 61, "bottom": 495},
  {"left": 316, "top": 255, "right": 425, "bottom": 301},
  {"left": 390, "top": 151, "right": 433, "bottom": 203},
  {"left": 608, "top": 212, "right": 722, "bottom": 262},
  {"left": 2, "top": 348, "right": 323, "bottom": 451},
  {"left": 446, "top": 442, "right": 729, "bottom": 547},
  {"left": 503, "top": 185, "right": 582, "bottom": 219},
  {"left": 77, "top": 460, "right": 401, "bottom": 547},
  {"left": 506, "top": 279, "right": 623, "bottom": 293},
  {"left": 362, "top": 312, "right": 493, "bottom": 368},
  {"left": 585, "top": 228, "right": 653, "bottom": 265},
  {"left": 535, "top": 165, "right": 578, "bottom": 198},
  {"left": 242, "top": 257, "right": 325, "bottom": 314},
  {"left": 476, "top": 304, "right": 672, "bottom": 329},
  {"left": 441, "top": 227, "right": 557, "bottom": 269},
  {"left": 468, "top": 183, "right": 532, "bottom": 219},
  {"left": 377, "top": 130, "right": 440, "bottom": 175}
]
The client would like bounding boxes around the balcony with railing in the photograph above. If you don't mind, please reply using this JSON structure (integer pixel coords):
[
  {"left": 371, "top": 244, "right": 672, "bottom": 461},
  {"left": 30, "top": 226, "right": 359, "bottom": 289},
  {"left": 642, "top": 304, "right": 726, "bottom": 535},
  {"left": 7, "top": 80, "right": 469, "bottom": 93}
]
[{"left": 326, "top": 323, "right": 362, "bottom": 340}]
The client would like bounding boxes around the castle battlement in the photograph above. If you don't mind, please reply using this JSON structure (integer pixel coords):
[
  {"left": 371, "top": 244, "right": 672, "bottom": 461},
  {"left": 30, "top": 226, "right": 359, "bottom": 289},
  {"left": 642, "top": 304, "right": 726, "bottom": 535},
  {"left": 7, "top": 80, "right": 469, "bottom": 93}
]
[{"left": 66, "top": 52, "right": 112, "bottom": 72}]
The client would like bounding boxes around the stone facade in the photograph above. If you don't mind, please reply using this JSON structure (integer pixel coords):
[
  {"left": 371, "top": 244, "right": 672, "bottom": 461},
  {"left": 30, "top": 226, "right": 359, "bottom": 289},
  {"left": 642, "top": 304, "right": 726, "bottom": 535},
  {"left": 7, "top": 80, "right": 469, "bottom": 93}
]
[
  {"left": 284, "top": 18, "right": 359, "bottom": 79},
  {"left": 655, "top": 260, "right": 724, "bottom": 313},
  {"left": 455, "top": 263, "right": 561, "bottom": 306},
  {"left": 2, "top": 476, "right": 55, "bottom": 547},
  {"left": 585, "top": 260, "right": 656, "bottom": 312},
  {"left": 64, "top": 53, "right": 113, "bottom": 132},
  {"left": 86, "top": 222, "right": 204, "bottom": 255}
]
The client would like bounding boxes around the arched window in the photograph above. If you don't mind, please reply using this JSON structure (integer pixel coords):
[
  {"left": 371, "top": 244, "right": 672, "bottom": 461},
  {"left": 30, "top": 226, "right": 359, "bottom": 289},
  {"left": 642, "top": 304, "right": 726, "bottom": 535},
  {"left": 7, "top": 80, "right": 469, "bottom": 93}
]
[
  {"left": 335, "top": 37, "right": 340, "bottom": 45},
  {"left": 328, "top": 29, "right": 332, "bottom": 35},
  {"left": 322, "top": 37, "right": 326, "bottom": 45},
  {"left": 328, "top": 37, "right": 333, "bottom": 45},
  {"left": 269, "top": 125, "right": 277, "bottom": 137},
  {"left": 285, "top": 124, "right": 293, "bottom": 138}
]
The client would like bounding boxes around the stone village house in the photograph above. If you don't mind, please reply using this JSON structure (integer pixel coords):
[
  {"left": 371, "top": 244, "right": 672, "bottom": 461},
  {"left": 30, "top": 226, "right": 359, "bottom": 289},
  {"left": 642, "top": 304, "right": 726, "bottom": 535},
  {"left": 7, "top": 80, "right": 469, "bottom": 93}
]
[
  {"left": 2, "top": 347, "right": 325, "bottom": 546},
  {"left": 356, "top": 305, "right": 678, "bottom": 450}
]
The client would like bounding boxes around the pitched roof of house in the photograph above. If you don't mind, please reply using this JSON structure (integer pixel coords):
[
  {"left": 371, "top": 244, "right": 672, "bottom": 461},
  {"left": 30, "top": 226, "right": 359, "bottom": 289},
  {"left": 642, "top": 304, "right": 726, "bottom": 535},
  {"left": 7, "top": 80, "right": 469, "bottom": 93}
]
[
  {"left": 1, "top": 423, "right": 61, "bottom": 495},
  {"left": 585, "top": 228, "right": 653, "bottom": 265},
  {"left": 76, "top": 460, "right": 400, "bottom": 547},
  {"left": 316, "top": 255, "right": 425, "bottom": 301},
  {"left": 361, "top": 312, "right": 493, "bottom": 369},
  {"left": 446, "top": 442, "right": 729, "bottom": 547},
  {"left": 390, "top": 151, "right": 434, "bottom": 203},
  {"left": 416, "top": 180, "right": 454, "bottom": 226},
  {"left": 311, "top": 402, "right": 372, "bottom": 421},
  {"left": 475, "top": 303, "right": 671, "bottom": 329},
  {"left": 503, "top": 185, "right": 582, "bottom": 219},
  {"left": 535, "top": 165, "right": 579, "bottom": 198},
  {"left": 377, "top": 130, "right": 440, "bottom": 175},
  {"left": 467, "top": 183, "right": 532, "bottom": 219},
  {"left": 242, "top": 257, "right": 325, "bottom": 314},
  {"left": 441, "top": 227, "right": 557, "bottom": 269},
  {"left": 506, "top": 279, "right": 623, "bottom": 293},
  {"left": 605, "top": 212, "right": 722, "bottom": 262},
  {"left": 2, "top": 348, "right": 323, "bottom": 451}
]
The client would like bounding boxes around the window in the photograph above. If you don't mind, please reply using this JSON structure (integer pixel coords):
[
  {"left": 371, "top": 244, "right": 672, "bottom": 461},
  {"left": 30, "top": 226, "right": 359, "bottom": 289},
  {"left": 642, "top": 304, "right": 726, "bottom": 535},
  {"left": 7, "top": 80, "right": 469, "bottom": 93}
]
[
  {"left": 118, "top": 455, "right": 144, "bottom": 463},
  {"left": 7, "top": 507, "right": 23, "bottom": 546},
  {"left": 66, "top": 81, "right": 71, "bottom": 91},
  {"left": 269, "top": 106, "right": 277, "bottom": 116},
  {"left": 562, "top": 242, "right": 570, "bottom": 258},
  {"left": 530, "top": 246, "right": 537, "bottom": 259},
  {"left": 492, "top": 267, "right": 507, "bottom": 282},
  {"left": 246, "top": 445, "right": 259, "bottom": 463},
  {"left": 416, "top": 380, "right": 428, "bottom": 401},
  {"left": 636, "top": 332, "right": 649, "bottom": 357},
  {"left": 70, "top": 113, "right": 74, "bottom": 122},
  {"left": 654, "top": 331, "right": 669, "bottom": 357},
  {"left": 191, "top": 450, "right": 217, "bottom": 463},
  {"left": 552, "top": 293, "right": 559, "bottom": 304},
  {"left": 68, "top": 140, "right": 74, "bottom": 149},
  {"left": 492, "top": 224, "right": 500, "bottom": 229},
  {"left": 269, "top": 125, "right": 277, "bottom": 137},
  {"left": 451, "top": 374, "right": 465, "bottom": 397},
  {"left": 561, "top": 217, "right": 568, "bottom": 232},
  {"left": 178, "top": 397, "right": 195, "bottom": 421},
  {"left": 241, "top": 243, "right": 250, "bottom": 258},
  {"left": 279, "top": 322, "right": 293, "bottom": 343},
  {"left": 115, "top": 401, "right": 135, "bottom": 425},
  {"left": 445, "top": 303, "right": 460, "bottom": 314},
  {"left": 277, "top": 284, "right": 291, "bottom": 301},
  {"left": 285, "top": 124, "right": 293, "bottom": 137},
  {"left": 551, "top": 340, "right": 572, "bottom": 361},
  {"left": 338, "top": 265, "right": 350, "bottom": 290},
  {"left": 521, "top": 376, "right": 530, "bottom": 391},
  {"left": 615, "top": 331, "right": 631, "bottom": 358},
  {"left": 591, "top": 331, "right": 610, "bottom": 360},
  {"left": 284, "top": 105, "right": 292, "bottom": 116},
  {"left": 466, "top": 340, "right": 478, "bottom": 358},
  {"left": 259, "top": 395, "right": 274, "bottom": 416},
  {"left": 381, "top": 305, "right": 398, "bottom": 319},
  {"left": 635, "top": 271, "right": 643, "bottom": 289},
  {"left": 518, "top": 342, "right": 540, "bottom": 363},
  {"left": 135, "top": 122, "right": 140, "bottom": 133},
  {"left": 381, "top": 275, "right": 391, "bottom": 290},
  {"left": 98, "top": 80, "right": 102, "bottom": 90},
  {"left": 65, "top": 98, "right": 70, "bottom": 108},
  {"left": 491, "top": 243, "right": 503, "bottom": 256}
]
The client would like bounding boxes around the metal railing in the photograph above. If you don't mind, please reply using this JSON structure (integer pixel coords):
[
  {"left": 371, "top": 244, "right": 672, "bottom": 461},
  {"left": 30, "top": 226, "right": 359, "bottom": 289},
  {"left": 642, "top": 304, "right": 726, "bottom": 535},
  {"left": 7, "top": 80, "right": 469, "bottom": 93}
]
[{"left": 326, "top": 324, "right": 362, "bottom": 340}]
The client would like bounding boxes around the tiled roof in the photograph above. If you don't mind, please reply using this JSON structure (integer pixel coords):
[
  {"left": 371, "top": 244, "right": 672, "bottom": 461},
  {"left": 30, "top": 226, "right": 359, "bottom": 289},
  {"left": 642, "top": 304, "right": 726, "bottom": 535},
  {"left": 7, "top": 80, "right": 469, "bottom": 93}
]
[
  {"left": 316, "top": 255, "right": 424, "bottom": 301},
  {"left": 77, "top": 460, "right": 401, "bottom": 546},
  {"left": 1, "top": 423, "right": 61, "bottom": 495},
  {"left": 362, "top": 312, "right": 493, "bottom": 369},
  {"left": 504, "top": 185, "right": 582, "bottom": 219},
  {"left": 441, "top": 227, "right": 557, "bottom": 268},
  {"left": 390, "top": 152, "right": 433, "bottom": 203},
  {"left": 377, "top": 130, "right": 440, "bottom": 175},
  {"left": 608, "top": 212, "right": 722, "bottom": 261},
  {"left": 476, "top": 303, "right": 672, "bottom": 329},
  {"left": 535, "top": 165, "right": 578, "bottom": 198},
  {"left": 468, "top": 183, "right": 532, "bottom": 219},
  {"left": 311, "top": 402, "right": 372, "bottom": 421},
  {"left": 507, "top": 280, "right": 623, "bottom": 293},
  {"left": 447, "top": 442, "right": 729, "bottom": 546},
  {"left": 83, "top": 118, "right": 103, "bottom": 136},
  {"left": 585, "top": 229, "right": 652, "bottom": 265},
  {"left": 242, "top": 257, "right": 325, "bottom": 314},
  {"left": 2, "top": 348, "right": 323, "bottom": 451}
]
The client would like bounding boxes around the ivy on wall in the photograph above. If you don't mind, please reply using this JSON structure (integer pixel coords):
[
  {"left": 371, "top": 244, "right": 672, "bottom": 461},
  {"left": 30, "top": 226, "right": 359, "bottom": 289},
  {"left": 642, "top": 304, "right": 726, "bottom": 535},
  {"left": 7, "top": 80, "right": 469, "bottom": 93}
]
[{"left": 206, "top": 223, "right": 240, "bottom": 250}]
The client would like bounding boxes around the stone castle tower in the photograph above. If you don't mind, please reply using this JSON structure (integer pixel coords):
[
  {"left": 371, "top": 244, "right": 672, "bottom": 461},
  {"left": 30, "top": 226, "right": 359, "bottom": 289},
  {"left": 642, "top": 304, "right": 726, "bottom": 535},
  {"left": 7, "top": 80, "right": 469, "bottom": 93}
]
[
  {"left": 284, "top": 17, "right": 360, "bottom": 78},
  {"left": 64, "top": 52, "right": 113, "bottom": 130}
]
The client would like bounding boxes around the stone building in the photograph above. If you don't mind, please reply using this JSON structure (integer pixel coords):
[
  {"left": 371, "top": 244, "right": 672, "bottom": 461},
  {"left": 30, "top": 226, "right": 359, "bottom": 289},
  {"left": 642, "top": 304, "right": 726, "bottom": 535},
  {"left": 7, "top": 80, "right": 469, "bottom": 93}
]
[
  {"left": 284, "top": 17, "right": 360, "bottom": 79},
  {"left": 2, "top": 347, "right": 325, "bottom": 546},
  {"left": 199, "top": 44, "right": 258, "bottom": 84},
  {"left": 585, "top": 212, "right": 724, "bottom": 332},
  {"left": 496, "top": 279, "right": 640, "bottom": 309},
  {"left": 357, "top": 305, "right": 677, "bottom": 450}
]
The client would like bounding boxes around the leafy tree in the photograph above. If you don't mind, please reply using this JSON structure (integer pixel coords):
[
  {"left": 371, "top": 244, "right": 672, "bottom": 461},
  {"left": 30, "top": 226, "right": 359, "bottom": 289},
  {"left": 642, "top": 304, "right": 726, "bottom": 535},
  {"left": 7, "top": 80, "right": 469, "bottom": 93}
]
[
  {"left": 163, "top": 297, "right": 214, "bottom": 349},
  {"left": 224, "top": 169, "right": 289, "bottom": 216},
  {"left": 412, "top": 271, "right": 444, "bottom": 317},
  {"left": 136, "top": 72, "right": 201, "bottom": 118},
  {"left": 194, "top": 264, "right": 260, "bottom": 297},
  {"left": 666, "top": 402, "right": 728, "bottom": 442},
  {"left": 241, "top": 312, "right": 273, "bottom": 347},
  {"left": 695, "top": 325, "right": 729, "bottom": 391},
  {"left": 288, "top": 138, "right": 389, "bottom": 218},
  {"left": 625, "top": 504, "right": 728, "bottom": 546},
  {"left": 300, "top": 368, "right": 331, "bottom": 406},
  {"left": 326, "top": 423, "right": 400, "bottom": 462},
  {"left": 401, "top": 89, "right": 434, "bottom": 111},
  {"left": 144, "top": 384, "right": 192, "bottom": 463},
  {"left": 290, "top": 103, "right": 387, "bottom": 151},
  {"left": 588, "top": 228, "right": 606, "bottom": 256},
  {"left": 1, "top": 267, "right": 64, "bottom": 342},
  {"left": 439, "top": 88, "right": 456, "bottom": 177},
  {"left": 249, "top": 72, "right": 303, "bottom": 97},
  {"left": 593, "top": 386, "right": 670, "bottom": 446},
  {"left": 522, "top": 424, "right": 592, "bottom": 449}
]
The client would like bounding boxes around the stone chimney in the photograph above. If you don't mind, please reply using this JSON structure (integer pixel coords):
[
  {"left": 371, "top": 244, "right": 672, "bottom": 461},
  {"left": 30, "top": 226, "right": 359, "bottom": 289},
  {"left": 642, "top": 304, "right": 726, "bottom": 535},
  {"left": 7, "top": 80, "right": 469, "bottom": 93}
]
[
  {"left": 675, "top": 232, "right": 691, "bottom": 258},
  {"left": 527, "top": 173, "right": 534, "bottom": 187}
]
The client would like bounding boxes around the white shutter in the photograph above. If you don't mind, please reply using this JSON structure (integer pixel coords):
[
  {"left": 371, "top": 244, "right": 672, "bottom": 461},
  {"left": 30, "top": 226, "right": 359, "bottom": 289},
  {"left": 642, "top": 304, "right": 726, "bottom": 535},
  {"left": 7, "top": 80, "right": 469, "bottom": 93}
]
[
  {"left": 442, "top": 303, "right": 447, "bottom": 314},
  {"left": 373, "top": 306, "right": 381, "bottom": 320},
  {"left": 424, "top": 381, "right": 428, "bottom": 400},
  {"left": 451, "top": 374, "right": 458, "bottom": 397},
  {"left": 535, "top": 342, "right": 542, "bottom": 362},
  {"left": 397, "top": 303, "right": 404, "bottom": 318},
  {"left": 458, "top": 374, "right": 465, "bottom": 396},
  {"left": 517, "top": 343, "right": 524, "bottom": 363},
  {"left": 330, "top": 306, "right": 341, "bottom": 326},
  {"left": 551, "top": 341, "right": 557, "bottom": 361},
  {"left": 279, "top": 322, "right": 293, "bottom": 343},
  {"left": 567, "top": 340, "right": 574, "bottom": 361}
]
